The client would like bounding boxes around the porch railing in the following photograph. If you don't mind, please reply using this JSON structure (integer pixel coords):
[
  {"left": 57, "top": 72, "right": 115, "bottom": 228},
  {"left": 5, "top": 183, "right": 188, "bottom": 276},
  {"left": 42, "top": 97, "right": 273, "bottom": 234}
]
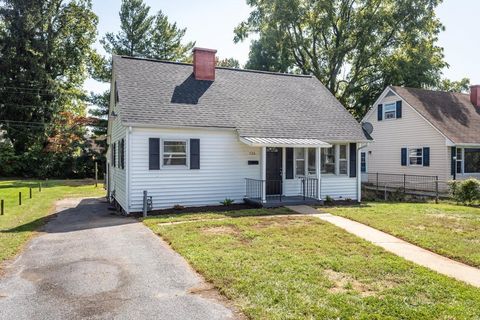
[
  {"left": 245, "top": 178, "right": 263, "bottom": 200},
  {"left": 266, "top": 180, "right": 283, "bottom": 202},
  {"left": 301, "top": 177, "right": 319, "bottom": 200}
]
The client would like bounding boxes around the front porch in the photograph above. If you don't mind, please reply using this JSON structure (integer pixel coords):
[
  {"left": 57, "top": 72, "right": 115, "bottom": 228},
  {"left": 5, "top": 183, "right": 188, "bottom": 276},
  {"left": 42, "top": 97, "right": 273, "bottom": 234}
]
[{"left": 244, "top": 177, "right": 323, "bottom": 208}]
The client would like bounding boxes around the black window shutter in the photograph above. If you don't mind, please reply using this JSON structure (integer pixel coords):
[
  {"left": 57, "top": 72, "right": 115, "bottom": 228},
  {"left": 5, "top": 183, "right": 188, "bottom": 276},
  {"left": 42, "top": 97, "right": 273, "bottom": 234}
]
[
  {"left": 451, "top": 147, "right": 456, "bottom": 175},
  {"left": 149, "top": 138, "right": 160, "bottom": 170},
  {"left": 111, "top": 143, "right": 115, "bottom": 167},
  {"left": 286, "top": 148, "right": 294, "bottom": 179},
  {"left": 396, "top": 101, "right": 402, "bottom": 118},
  {"left": 349, "top": 143, "right": 357, "bottom": 178},
  {"left": 121, "top": 139, "right": 125, "bottom": 169},
  {"left": 401, "top": 148, "right": 407, "bottom": 166},
  {"left": 113, "top": 143, "right": 116, "bottom": 168},
  {"left": 377, "top": 104, "right": 383, "bottom": 121},
  {"left": 190, "top": 139, "right": 200, "bottom": 169},
  {"left": 423, "top": 147, "right": 430, "bottom": 167}
]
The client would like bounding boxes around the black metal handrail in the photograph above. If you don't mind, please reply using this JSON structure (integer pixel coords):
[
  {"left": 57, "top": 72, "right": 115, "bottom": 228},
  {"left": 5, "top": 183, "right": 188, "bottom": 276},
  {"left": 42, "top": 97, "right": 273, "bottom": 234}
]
[
  {"left": 301, "top": 177, "right": 318, "bottom": 200},
  {"left": 245, "top": 178, "right": 264, "bottom": 200}
]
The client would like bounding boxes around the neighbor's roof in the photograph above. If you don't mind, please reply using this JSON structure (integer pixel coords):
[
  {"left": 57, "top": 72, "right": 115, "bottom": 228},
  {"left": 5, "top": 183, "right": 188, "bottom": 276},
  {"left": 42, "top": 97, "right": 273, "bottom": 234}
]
[
  {"left": 390, "top": 86, "right": 480, "bottom": 144},
  {"left": 112, "top": 56, "right": 368, "bottom": 142}
]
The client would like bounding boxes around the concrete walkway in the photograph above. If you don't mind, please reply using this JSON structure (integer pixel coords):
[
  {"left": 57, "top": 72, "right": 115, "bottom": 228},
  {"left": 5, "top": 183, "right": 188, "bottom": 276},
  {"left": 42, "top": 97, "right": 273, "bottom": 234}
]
[
  {"left": 286, "top": 205, "right": 480, "bottom": 288},
  {"left": 0, "top": 198, "right": 240, "bottom": 320}
]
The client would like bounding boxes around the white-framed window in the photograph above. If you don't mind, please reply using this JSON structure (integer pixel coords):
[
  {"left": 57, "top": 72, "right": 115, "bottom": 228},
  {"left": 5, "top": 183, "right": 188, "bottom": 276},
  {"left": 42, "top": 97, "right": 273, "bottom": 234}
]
[
  {"left": 338, "top": 144, "right": 348, "bottom": 175},
  {"left": 464, "top": 148, "right": 480, "bottom": 173},
  {"left": 295, "top": 148, "right": 305, "bottom": 176},
  {"left": 383, "top": 103, "right": 396, "bottom": 120},
  {"left": 321, "top": 147, "right": 335, "bottom": 174},
  {"left": 307, "top": 148, "right": 316, "bottom": 175},
  {"left": 162, "top": 140, "right": 188, "bottom": 167},
  {"left": 409, "top": 148, "right": 423, "bottom": 166}
]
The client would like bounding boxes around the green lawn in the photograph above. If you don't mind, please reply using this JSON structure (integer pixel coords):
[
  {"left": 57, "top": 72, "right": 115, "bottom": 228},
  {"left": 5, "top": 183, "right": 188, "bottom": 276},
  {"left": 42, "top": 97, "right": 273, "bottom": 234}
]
[
  {"left": 0, "top": 179, "right": 105, "bottom": 264},
  {"left": 143, "top": 211, "right": 480, "bottom": 320},
  {"left": 328, "top": 202, "right": 480, "bottom": 268}
]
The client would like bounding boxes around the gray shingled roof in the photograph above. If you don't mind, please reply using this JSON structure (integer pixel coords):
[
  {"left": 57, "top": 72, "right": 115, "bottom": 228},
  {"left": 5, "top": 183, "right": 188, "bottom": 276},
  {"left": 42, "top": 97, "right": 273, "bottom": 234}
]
[
  {"left": 113, "top": 55, "right": 368, "bottom": 142},
  {"left": 390, "top": 86, "right": 480, "bottom": 144}
]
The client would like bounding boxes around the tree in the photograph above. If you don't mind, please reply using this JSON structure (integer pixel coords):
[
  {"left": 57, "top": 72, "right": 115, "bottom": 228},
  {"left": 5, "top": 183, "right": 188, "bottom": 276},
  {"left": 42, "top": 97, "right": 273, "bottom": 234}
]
[
  {"left": 101, "top": 0, "right": 193, "bottom": 61},
  {"left": 437, "top": 78, "right": 470, "bottom": 93},
  {"left": 216, "top": 57, "right": 241, "bottom": 68},
  {"left": 235, "top": 0, "right": 448, "bottom": 118},
  {"left": 0, "top": 0, "right": 98, "bottom": 156},
  {"left": 148, "top": 11, "right": 194, "bottom": 61},
  {"left": 101, "top": 0, "right": 153, "bottom": 57}
]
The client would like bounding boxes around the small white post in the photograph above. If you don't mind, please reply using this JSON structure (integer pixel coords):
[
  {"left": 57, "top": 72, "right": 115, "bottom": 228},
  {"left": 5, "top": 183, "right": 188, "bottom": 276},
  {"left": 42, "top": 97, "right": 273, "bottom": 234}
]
[
  {"left": 261, "top": 146, "right": 267, "bottom": 203},
  {"left": 143, "top": 190, "right": 148, "bottom": 217},
  {"left": 316, "top": 147, "right": 322, "bottom": 200}
]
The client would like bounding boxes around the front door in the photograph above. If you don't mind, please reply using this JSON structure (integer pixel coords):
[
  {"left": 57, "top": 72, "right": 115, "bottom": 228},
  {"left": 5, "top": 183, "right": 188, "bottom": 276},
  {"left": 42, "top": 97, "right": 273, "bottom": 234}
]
[{"left": 266, "top": 148, "right": 282, "bottom": 195}]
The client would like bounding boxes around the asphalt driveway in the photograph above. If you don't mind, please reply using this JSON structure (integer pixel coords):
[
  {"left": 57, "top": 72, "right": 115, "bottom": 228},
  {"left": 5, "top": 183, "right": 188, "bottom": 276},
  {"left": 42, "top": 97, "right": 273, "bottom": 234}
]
[{"left": 0, "top": 198, "right": 238, "bottom": 320}]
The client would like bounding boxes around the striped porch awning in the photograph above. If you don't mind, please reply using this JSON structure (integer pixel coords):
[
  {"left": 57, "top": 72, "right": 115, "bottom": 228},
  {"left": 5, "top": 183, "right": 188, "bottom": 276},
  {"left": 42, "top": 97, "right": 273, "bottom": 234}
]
[{"left": 239, "top": 137, "right": 331, "bottom": 148}]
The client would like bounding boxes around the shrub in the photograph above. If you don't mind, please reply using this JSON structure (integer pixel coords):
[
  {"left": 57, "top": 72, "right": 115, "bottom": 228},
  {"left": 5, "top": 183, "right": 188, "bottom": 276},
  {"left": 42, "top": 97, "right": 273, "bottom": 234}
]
[
  {"left": 173, "top": 204, "right": 185, "bottom": 210},
  {"left": 220, "top": 198, "right": 235, "bottom": 206},
  {"left": 324, "top": 195, "right": 334, "bottom": 205},
  {"left": 449, "top": 178, "right": 480, "bottom": 205}
]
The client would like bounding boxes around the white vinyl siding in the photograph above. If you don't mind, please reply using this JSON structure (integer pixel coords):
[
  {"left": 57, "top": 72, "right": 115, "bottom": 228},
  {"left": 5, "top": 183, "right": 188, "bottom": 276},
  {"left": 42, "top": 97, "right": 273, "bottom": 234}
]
[
  {"left": 363, "top": 90, "right": 450, "bottom": 184},
  {"left": 109, "top": 116, "right": 127, "bottom": 211},
  {"left": 129, "top": 127, "right": 260, "bottom": 211}
]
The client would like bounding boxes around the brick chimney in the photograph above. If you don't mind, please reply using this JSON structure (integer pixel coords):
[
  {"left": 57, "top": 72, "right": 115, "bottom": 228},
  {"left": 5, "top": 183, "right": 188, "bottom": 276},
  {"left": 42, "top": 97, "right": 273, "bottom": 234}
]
[
  {"left": 193, "top": 47, "right": 217, "bottom": 81},
  {"left": 471, "top": 85, "right": 480, "bottom": 108}
]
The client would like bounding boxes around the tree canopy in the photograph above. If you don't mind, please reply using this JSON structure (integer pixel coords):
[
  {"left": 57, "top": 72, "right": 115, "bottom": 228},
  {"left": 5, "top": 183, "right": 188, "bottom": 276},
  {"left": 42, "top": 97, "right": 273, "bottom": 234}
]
[
  {"left": 0, "top": 0, "right": 98, "bottom": 177},
  {"left": 235, "top": 0, "right": 454, "bottom": 118}
]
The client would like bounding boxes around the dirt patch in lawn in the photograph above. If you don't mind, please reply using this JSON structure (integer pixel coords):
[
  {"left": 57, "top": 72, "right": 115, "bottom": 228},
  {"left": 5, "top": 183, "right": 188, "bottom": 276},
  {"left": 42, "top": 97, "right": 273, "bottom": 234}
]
[
  {"left": 251, "top": 217, "right": 309, "bottom": 229},
  {"left": 203, "top": 225, "right": 241, "bottom": 236},
  {"left": 324, "top": 269, "right": 396, "bottom": 297}
]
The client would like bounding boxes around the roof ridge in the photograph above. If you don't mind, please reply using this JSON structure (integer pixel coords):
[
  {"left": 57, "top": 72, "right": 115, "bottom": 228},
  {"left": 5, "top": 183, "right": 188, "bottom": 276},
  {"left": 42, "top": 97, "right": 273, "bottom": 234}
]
[
  {"left": 116, "top": 55, "right": 312, "bottom": 79},
  {"left": 391, "top": 85, "right": 469, "bottom": 96}
]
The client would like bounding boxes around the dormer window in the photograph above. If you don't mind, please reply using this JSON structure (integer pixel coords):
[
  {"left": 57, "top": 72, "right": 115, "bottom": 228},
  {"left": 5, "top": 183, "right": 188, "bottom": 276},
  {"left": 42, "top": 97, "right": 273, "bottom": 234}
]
[{"left": 384, "top": 103, "right": 396, "bottom": 120}]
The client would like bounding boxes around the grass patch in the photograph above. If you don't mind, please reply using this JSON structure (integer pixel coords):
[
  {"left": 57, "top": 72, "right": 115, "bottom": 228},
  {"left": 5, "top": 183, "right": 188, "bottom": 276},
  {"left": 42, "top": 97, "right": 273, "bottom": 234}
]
[
  {"left": 141, "top": 206, "right": 293, "bottom": 224},
  {"left": 328, "top": 202, "right": 480, "bottom": 268},
  {"left": 0, "top": 179, "right": 105, "bottom": 264},
  {"left": 144, "top": 212, "right": 480, "bottom": 319}
]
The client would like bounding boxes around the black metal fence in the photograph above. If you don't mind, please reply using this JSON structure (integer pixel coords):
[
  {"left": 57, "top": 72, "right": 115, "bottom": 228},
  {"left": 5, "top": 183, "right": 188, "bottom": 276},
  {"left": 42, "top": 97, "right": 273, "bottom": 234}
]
[
  {"left": 363, "top": 173, "right": 449, "bottom": 201},
  {"left": 245, "top": 178, "right": 263, "bottom": 200}
]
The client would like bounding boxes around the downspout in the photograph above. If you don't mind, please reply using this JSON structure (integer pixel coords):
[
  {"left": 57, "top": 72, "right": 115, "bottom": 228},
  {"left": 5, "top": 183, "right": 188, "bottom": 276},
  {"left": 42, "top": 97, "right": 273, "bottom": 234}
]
[{"left": 357, "top": 143, "right": 368, "bottom": 202}]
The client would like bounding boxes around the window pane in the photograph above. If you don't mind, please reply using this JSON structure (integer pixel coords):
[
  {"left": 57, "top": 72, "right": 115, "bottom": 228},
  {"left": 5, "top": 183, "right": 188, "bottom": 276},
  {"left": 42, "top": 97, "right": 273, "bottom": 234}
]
[
  {"left": 465, "top": 148, "right": 480, "bottom": 173},
  {"left": 456, "top": 148, "right": 462, "bottom": 160},
  {"left": 163, "top": 141, "right": 187, "bottom": 166},
  {"left": 295, "top": 148, "right": 305, "bottom": 176},
  {"left": 163, "top": 156, "right": 186, "bottom": 166},
  {"left": 408, "top": 148, "right": 423, "bottom": 166},
  {"left": 339, "top": 145, "right": 347, "bottom": 159},
  {"left": 295, "top": 148, "right": 305, "bottom": 160},
  {"left": 339, "top": 160, "right": 348, "bottom": 175},
  {"left": 296, "top": 160, "right": 305, "bottom": 176},
  {"left": 308, "top": 148, "right": 316, "bottom": 175},
  {"left": 321, "top": 147, "right": 335, "bottom": 174},
  {"left": 164, "top": 141, "right": 186, "bottom": 153},
  {"left": 384, "top": 103, "right": 396, "bottom": 119},
  {"left": 457, "top": 161, "right": 463, "bottom": 174},
  {"left": 361, "top": 153, "right": 366, "bottom": 173}
]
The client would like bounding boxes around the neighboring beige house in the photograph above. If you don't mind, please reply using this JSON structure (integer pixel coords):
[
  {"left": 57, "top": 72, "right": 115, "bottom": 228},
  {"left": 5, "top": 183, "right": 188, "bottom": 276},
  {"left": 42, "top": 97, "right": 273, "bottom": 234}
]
[{"left": 361, "top": 85, "right": 480, "bottom": 188}]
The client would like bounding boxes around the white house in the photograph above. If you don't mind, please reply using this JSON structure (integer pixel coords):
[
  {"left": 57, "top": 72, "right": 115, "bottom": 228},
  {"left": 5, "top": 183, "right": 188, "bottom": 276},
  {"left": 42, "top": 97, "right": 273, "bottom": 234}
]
[
  {"left": 106, "top": 48, "right": 370, "bottom": 214},
  {"left": 361, "top": 85, "right": 480, "bottom": 189}
]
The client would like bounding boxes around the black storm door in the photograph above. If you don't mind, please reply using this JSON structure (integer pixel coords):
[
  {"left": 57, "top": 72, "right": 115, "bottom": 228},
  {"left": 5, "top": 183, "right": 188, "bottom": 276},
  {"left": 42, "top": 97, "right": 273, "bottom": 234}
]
[{"left": 266, "top": 148, "right": 282, "bottom": 195}]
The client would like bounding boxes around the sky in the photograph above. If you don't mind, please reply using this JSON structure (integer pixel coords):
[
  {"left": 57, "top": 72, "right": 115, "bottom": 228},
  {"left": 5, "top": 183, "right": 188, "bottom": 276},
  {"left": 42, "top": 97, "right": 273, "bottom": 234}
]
[{"left": 85, "top": 0, "right": 480, "bottom": 94}]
